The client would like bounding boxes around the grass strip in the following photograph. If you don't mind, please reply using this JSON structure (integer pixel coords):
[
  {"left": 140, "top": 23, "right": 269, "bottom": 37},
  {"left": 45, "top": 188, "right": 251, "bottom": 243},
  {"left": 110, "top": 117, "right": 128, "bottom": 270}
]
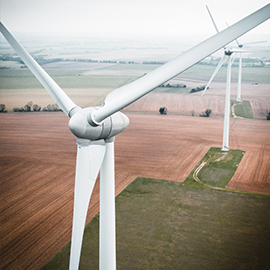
[
  {"left": 231, "top": 100, "right": 253, "bottom": 119},
  {"left": 184, "top": 147, "right": 245, "bottom": 189}
]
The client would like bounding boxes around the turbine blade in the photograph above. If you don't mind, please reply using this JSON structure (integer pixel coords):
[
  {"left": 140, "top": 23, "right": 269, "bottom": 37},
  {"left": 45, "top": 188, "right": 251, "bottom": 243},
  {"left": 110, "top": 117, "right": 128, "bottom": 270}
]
[
  {"left": 201, "top": 55, "right": 227, "bottom": 96},
  {"left": 225, "top": 21, "right": 240, "bottom": 47},
  {"left": 230, "top": 54, "right": 237, "bottom": 66},
  {"left": 0, "top": 22, "right": 77, "bottom": 116},
  {"left": 69, "top": 139, "right": 106, "bottom": 270},
  {"left": 206, "top": 5, "right": 219, "bottom": 33},
  {"left": 91, "top": 4, "right": 270, "bottom": 125}
]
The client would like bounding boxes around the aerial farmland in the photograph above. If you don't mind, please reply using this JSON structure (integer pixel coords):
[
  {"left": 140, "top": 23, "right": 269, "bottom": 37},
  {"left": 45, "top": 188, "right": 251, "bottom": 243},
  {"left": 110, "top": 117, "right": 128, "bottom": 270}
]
[{"left": 1, "top": 32, "right": 270, "bottom": 269}]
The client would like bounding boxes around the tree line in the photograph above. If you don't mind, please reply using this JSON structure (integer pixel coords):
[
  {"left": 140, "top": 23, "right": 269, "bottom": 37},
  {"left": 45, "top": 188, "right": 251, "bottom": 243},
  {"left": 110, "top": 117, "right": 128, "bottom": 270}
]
[{"left": 0, "top": 101, "right": 62, "bottom": 113}]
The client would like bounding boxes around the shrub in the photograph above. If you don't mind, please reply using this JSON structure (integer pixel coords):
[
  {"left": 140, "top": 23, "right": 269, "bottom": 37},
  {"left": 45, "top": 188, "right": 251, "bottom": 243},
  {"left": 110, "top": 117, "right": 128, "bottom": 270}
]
[
  {"left": 159, "top": 107, "right": 167, "bottom": 115},
  {"left": 0, "top": 104, "right": 7, "bottom": 113},
  {"left": 267, "top": 110, "right": 270, "bottom": 120},
  {"left": 33, "top": 104, "right": 41, "bottom": 111},
  {"left": 190, "top": 86, "right": 207, "bottom": 93},
  {"left": 43, "top": 103, "right": 62, "bottom": 112},
  {"left": 13, "top": 107, "right": 23, "bottom": 112},
  {"left": 200, "top": 109, "right": 212, "bottom": 117}
]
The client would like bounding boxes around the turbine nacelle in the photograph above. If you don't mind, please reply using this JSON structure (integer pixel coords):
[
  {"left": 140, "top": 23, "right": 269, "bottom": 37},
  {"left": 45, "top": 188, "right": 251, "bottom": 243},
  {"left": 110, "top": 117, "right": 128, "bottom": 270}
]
[
  {"left": 69, "top": 107, "right": 129, "bottom": 141},
  {"left": 224, "top": 48, "right": 233, "bottom": 55}
]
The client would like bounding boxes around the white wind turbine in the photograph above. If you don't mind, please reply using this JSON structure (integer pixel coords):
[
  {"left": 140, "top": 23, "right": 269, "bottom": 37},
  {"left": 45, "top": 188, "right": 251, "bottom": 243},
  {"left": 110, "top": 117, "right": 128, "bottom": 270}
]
[
  {"left": 232, "top": 41, "right": 268, "bottom": 102},
  {"left": 205, "top": 6, "right": 268, "bottom": 102},
  {"left": 1, "top": 4, "right": 270, "bottom": 270},
  {"left": 202, "top": 5, "right": 268, "bottom": 151},
  {"left": 224, "top": 22, "right": 268, "bottom": 102}
]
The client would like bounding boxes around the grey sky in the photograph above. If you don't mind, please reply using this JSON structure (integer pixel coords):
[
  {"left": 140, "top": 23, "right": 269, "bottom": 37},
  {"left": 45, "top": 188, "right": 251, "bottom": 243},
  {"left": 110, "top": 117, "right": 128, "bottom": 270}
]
[{"left": 0, "top": 0, "right": 269, "bottom": 39}]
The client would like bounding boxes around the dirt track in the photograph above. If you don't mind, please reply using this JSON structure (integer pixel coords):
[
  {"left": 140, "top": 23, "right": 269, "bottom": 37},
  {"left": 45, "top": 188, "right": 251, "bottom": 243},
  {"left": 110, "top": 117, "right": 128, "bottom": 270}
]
[{"left": 0, "top": 112, "right": 270, "bottom": 269}]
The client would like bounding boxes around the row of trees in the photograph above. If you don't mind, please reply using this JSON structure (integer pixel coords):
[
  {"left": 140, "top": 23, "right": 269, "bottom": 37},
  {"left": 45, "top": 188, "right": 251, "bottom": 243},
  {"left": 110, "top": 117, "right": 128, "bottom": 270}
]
[
  {"left": 199, "top": 57, "right": 269, "bottom": 67},
  {"left": 12, "top": 101, "right": 61, "bottom": 112},
  {"left": 160, "top": 83, "right": 186, "bottom": 88},
  {"left": 1, "top": 102, "right": 269, "bottom": 120}
]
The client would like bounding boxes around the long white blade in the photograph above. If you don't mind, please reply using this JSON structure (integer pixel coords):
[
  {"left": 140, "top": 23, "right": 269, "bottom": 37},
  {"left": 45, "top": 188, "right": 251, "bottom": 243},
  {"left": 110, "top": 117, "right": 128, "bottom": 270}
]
[
  {"left": 230, "top": 53, "right": 237, "bottom": 66},
  {"left": 69, "top": 139, "right": 106, "bottom": 270},
  {"left": 206, "top": 5, "right": 219, "bottom": 33},
  {"left": 91, "top": 4, "right": 270, "bottom": 125},
  {"left": 201, "top": 54, "right": 228, "bottom": 96},
  {"left": 225, "top": 22, "right": 240, "bottom": 47},
  {"left": 0, "top": 22, "right": 77, "bottom": 116}
]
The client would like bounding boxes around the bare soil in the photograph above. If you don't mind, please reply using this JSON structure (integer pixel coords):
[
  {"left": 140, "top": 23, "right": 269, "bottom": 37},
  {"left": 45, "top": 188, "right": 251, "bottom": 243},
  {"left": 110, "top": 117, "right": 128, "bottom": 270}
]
[
  {"left": 124, "top": 82, "right": 270, "bottom": 119},
  {"left": 0, "top": 110, "right": 269, "bottom": 269}
]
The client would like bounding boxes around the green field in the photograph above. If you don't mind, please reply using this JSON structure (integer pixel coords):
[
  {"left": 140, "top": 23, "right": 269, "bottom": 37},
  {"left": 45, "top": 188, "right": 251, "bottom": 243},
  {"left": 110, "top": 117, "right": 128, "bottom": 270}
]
[
  {"left": 185, "top": 147, "right": 245, "bottom": 189},
  {"left": 41, "top": 176, "right": 270, "bottom": 270},
  {"left": 231, "top": 100, "right": 254, "bottom": 119},
  {"left": 1, "top": 64, "right": 269, "bottom": 90},
  {"left": 0, "top": 68, "right": 138, "bottom": 89}
]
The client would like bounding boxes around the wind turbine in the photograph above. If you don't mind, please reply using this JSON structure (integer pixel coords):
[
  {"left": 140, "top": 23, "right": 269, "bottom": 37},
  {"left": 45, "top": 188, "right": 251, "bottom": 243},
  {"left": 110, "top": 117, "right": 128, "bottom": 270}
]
[
  {"left": 232, "top": 40, "right": 267, "bottom": 102},
  {"left": 202, "top": 5, "right": 268, "bottom": 151},
  {"left": 1, "top": 4, "right": 270, "bottom": 270},
  {"left": 205, "top": 5, "right": 268, "bottom": 102},
  {"left": 202, "top": 6, "right": 237, "bottom": 151},
  {"left": 224, "top": 23, "right": 268, "bottom": 102}
]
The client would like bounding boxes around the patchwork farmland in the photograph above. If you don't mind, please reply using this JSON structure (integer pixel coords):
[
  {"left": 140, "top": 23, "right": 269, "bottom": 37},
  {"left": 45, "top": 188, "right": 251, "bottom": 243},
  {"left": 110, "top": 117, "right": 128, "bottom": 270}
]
[
  {"left": 0, "top": 57, "right": 269, "bottom": 270},
  {"left": 1, "top": 106, "right": 270, "bottom": 269}
]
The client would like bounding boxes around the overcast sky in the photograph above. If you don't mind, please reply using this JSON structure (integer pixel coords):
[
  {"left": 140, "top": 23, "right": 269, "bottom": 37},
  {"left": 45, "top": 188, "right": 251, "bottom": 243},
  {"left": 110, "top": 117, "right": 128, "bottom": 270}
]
[{"left": 0, "top": 0, "right": 269, "bottom": 40}]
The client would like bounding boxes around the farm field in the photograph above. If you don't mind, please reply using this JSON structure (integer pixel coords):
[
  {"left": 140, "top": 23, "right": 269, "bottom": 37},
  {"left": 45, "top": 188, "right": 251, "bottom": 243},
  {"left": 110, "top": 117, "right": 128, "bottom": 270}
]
[
  {"left": 124, "top": 81, "right": 270, "bottom": 119},
  {"left": 1, "top": 50, "right": 270, "bottom": 269},
  {"left": 0, "top": 112, "right": 270, "bottom": 269},
  {"left": 1, "top": 63, "right": 270, "bottom": 115},
  {"left": 42, "top": 177, "right": 270, "bottom": 270}
]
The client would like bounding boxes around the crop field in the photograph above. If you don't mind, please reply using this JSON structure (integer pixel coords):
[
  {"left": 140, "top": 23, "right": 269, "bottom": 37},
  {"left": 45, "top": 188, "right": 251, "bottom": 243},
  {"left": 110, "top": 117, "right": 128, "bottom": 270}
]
[
  {"left": 42, "top": 178, "right": 270, "bottom": 270},
  {"left": 124, "top": 81, "right": 270, "bottom": 119},
  {"left": 1, "top": 63, "right": 269, "bottom": 117},
  {"left": 1, "top": 112, "right": 269, "bottom": 269},
  {"left": 0, "top": 50, "right": 269, "bottom": 269}
]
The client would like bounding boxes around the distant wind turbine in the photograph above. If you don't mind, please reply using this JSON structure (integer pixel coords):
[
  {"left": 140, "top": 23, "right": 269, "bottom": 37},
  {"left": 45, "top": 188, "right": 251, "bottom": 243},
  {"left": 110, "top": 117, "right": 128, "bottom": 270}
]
[
  {"left": 206, "top": 5, "right": 267, "bottom": 101},
  {"left": 1, "top": 3, "right": 270, "bottom": 270},
  {"left": 202, "top": 5, "right": 269, "bottom": 151},
  {"left": 224, "top": 22, "right": 267, "bottom": 102}
]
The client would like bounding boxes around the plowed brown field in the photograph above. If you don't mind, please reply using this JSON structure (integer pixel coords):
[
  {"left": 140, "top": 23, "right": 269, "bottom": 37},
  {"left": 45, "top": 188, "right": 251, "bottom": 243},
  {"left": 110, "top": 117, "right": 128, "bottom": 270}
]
[
  {"left": 124, "top": 82, "right": 270, "bottom": 119},
  {"left": 1, "top": 111, "right": 269, "bottom": 269}
]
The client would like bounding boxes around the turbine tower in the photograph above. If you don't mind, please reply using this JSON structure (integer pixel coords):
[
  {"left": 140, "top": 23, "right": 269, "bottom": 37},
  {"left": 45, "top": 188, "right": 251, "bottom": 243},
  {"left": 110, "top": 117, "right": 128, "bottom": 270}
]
[
  {"left": 204, "top": 5, "right": 237, "bottom": 151},
  {"left": 1, "top": 4, "right": 270, "bottom": 270},
  {"left": 201, "top": 46, "right": 237, "bottom": 151}
]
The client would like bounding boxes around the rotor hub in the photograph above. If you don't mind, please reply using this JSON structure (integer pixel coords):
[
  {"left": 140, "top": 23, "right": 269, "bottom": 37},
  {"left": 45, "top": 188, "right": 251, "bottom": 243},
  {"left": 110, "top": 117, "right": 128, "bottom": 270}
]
[{"left": 68, "top": 107, "right": 129, "bottom": 141}]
